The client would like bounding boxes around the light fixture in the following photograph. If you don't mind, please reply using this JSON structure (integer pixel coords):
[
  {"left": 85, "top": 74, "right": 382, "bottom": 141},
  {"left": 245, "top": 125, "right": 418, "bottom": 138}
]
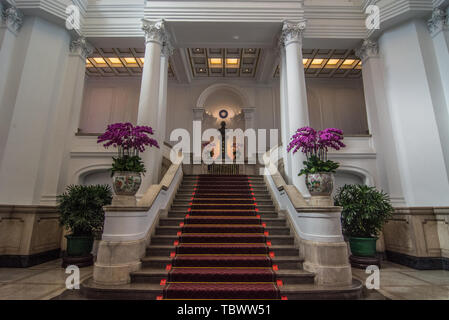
[
  {"left": 124, "top": 57, "right": 137, "bottom": 64},
  {"left": 302, "top": 59, "right": 309, "bottom": 65},
  {"left": 226, "top": 58, "right": 239, "bottom": 67},
  {"left": 93, "top": 57, "right": 106, "bottom": 64},
  {"left": 326, "top": 59, "right": 340, "bottom": 65},
  {"left": 209, "top": 58, "right": 222, "bottom": 65},
  {"left": 139, "top": 58, "right": 145, "bottom": 64},
  {"left": 342, "top": 59, "right": 355, "bottom": 65},
  {"left": 107, "top": 57, "right": 122, "bottom": 65},
  {"left": 311, "top": 59, "right": 324, "bottom": 65}
]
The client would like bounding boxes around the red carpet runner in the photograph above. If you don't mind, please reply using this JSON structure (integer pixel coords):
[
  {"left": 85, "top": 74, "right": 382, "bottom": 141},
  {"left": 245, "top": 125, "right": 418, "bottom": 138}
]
[{"left": 159, "top": 175, "right": 283, "bottom": 300}]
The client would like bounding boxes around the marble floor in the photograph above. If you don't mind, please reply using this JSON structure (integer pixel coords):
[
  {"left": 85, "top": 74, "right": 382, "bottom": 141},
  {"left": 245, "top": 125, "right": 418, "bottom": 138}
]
[
  {"left": 0, "top": 259, "right": 93, "bottom": 300},
  {"left": 352, "top": 261, "right": 449, "bottom": 300},
  {"left": 0, "top": 259, "right": 448, "bottom": 299}
]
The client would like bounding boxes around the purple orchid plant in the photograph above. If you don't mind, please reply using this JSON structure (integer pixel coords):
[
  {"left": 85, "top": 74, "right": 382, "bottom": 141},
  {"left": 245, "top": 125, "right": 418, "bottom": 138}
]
[
  {"left": 287, "top": 127, "right": 346, "bottom": 175},
  {"left": 97, "top": 122, "right": 159, "bottom": 175}
]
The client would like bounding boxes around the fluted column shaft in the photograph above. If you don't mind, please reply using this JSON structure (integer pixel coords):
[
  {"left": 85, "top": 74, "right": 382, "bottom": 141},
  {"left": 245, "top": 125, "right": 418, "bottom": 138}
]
[
  {"left": 280, "top": 21, "right": 310, "bottom": 196},
  {"left": 137, "top": 19, "right": 166, "bottom": 192}
]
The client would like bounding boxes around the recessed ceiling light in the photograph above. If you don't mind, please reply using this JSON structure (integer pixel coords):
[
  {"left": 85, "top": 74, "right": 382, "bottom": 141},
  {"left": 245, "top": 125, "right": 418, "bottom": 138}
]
[
  {"left": 124, "top": 57, "right": 137, "bottom": 64},
  {"left": 343, "top": 59, "right": 355, "bottom": 65},
  {"left": 233, "top": 35, "right": 240, "bottom": 40},
  {"left": 108, "top": 57, "right": 121, "bottom": 64},
  {"left": 93, "top": 57, "right": 106, "bottom": 64},
  {"left": 327, "top": 59, "right": 340, "bottom": 65},
  {"left": 226, "top": 58, "right": 239, "bottom": 66},
  {"left": 311, "top": 59, "right": 324, "bottom": 65},
  {"left": 209, "top": 58, "right": 223, "bottom": 67}
]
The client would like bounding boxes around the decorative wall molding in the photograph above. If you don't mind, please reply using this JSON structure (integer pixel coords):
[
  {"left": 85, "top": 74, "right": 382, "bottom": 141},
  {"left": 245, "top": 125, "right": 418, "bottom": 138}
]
[
  {"left": 355, "top": 39, "right": 379, "bottom": 61},
  {"left": 142, "top": 18, "right": 166, "bottom": 45},
  {"left": 427, "top": 7, "right": 448, "bottom": 37}
]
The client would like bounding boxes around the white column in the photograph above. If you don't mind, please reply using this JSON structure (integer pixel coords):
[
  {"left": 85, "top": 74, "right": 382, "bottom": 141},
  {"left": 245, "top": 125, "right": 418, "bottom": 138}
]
[
  {"left": 137, "top": 19, "right": 166, "bottom": 194},
  {"left": 428, "top": 8, "right": 449, "bottom": 178},
  {"left": 378, "top": 19, "right": 449, "bottom": 206},
  {"left": 356, "top": 40, "right": 405, "bottom": 206},
  {"left": 279, "top": 46, "right": 292, "bottom": 184},
  {"left": 0, "top": 16, "right": 74, "bottom": 204},
  {"left": 154, "top": 39, "right": 173, "bottom": 182},
  {"left": 280, "top": 21, "right": 310, "bottom": 196},
  {"left": 0, "top": 5, "right": 23, "bottom": 166},
  {"left": 40, "top": 36, "right": 93, "bottom": 203}
]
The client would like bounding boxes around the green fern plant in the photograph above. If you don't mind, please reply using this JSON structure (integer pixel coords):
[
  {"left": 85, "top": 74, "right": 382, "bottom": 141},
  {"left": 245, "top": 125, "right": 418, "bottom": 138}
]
[
  {"left": 334, "top": 184, "right": 394, "bottom": 238},
  {"left": 57, "top": 184, "right": 112, "bottom": 237}
]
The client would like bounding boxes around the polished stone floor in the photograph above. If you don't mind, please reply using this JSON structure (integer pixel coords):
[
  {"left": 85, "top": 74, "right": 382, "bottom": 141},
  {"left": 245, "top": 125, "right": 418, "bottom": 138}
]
[
  {"left": 0, "top": 259, "right": 93, "bottom": 300},
  {"left": 352, "top": 261, "right": 449, "bottom": 300},
  {"left": 0, "top": 259, "right": 448, "bottom": 299}
]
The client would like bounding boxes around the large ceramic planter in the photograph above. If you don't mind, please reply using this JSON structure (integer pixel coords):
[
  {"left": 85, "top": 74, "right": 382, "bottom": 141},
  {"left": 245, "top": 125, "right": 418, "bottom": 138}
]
[
  {"left": 112, "top": 171, "right": 142, "bottom": 196},
  {"left": 305, "top": 172, "right": 334, "bottom": 196},
  {"left": 349, "top": 237, "right": 377, "bottom": 257},
  {"left": 65, "top": 235, "right": 94, "bottom": 257}
]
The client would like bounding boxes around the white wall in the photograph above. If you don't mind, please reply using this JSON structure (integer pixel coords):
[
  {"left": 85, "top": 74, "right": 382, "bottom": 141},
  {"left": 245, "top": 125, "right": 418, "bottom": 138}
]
[
  {"left": 306, "top": 78, "right": 369, "bottom": 135},
  {"left": 79, "top": 77, "right": 370, "bottom": 137},
  {"left": 79, "top": 77, "right": 141, "bottom": 133}
]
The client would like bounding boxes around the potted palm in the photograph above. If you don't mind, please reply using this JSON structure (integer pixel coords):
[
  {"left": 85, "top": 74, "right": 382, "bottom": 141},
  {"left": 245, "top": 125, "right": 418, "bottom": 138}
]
[
  {"left": 334, "top": 184, "right": 394, "bottom": 259},
  {"left": 58, "top": 184, "right": 112, "bottom": 267},
  {"left": 287, "top": 127, "right": 345, "bottom": 197},
  {"left": 97, "top": 122, "right": 159, "bottom": 197}
]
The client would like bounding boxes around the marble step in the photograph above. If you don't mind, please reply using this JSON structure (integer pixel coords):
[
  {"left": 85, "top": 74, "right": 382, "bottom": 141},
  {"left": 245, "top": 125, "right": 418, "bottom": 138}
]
[
  {"left": 167, "top": 210, "right": 279, "bottom": 219},
  {"left": 150, "top": 234, "right": 295, "bottom": 246},
  {"left": 146, "top": 244, "right": 299, "bottom": 257},
  {"left": 81, "top": 278, "right": 363, "bottom": 300},
  {"left": 158, "top": 217, "right": 287, "bottom": 227},
  {"left": 141, "top": 255, "right": 303, "bottom": 269},
  {"left": 130, "top": 268, "right": 314, "bottom": 285},
  {"left": 155, "top": 225, "right": 291, "bottom": 236}
]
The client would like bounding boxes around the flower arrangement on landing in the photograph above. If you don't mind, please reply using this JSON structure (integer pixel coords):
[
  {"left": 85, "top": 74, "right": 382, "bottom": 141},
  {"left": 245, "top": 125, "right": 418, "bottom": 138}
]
[
  {"left": 97, "top": 122, "right": 159, "bottom": 175},
  {"left": 287, "top": 127, "right": 345, "bottom": 176}
]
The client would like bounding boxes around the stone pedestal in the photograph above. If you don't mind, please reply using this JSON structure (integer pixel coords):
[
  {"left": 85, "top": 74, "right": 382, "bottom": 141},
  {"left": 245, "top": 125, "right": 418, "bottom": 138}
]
[
  {"left": 111, "top": 195, "right": 137, "bottom": 206},
  {"left": 310, "top": 196, "right": 333, "bottom": 206}
]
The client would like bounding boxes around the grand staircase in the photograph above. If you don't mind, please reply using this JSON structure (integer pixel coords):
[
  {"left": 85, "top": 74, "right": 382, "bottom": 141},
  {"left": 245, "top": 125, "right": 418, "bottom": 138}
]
[{"left": 81, "top": 174, "right": 362, "bottom": 300}]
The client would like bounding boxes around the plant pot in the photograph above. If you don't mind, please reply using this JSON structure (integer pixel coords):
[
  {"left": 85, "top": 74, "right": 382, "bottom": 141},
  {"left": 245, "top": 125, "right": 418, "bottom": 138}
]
[
  {"left": 112, "top": 171, "right": 142, "bottom": 196},
  {"left": 305, "top": 172, "right": 334, "bottom": 196},
  {"left": 349, "top": 236, "right": 377, "bottom": 257},
  {"left": 65, "top": 235, "right": 94, "bottom": 257}
]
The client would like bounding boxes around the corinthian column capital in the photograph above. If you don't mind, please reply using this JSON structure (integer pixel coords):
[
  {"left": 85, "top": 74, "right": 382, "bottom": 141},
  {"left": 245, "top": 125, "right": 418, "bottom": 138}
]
[
  {"left": 161, "top": 38, "right": 174, "bottom": 58},
  {"left": 427, "top": 8, "right": 448, "bottom": 37},
  {"left": 4, "top": 5, "right": 23, "bottom": 34},
  {"left": 355, "top": 39, "right": 379, "bottom": 62},
  {"left": 142, "top": 19, "right": 167, "bottom": 45},
  {"left": 70, "top": 36, "right": 93, "bottom": 60},
  {"left": 280, "top": 20, "right": 306, "bottom": 47}
]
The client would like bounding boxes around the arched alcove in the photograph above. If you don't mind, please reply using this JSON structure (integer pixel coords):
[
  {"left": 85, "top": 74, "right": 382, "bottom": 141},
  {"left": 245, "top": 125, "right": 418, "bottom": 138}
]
[{"left": 197, "top": 83, "right": 249, "bottom": 130}]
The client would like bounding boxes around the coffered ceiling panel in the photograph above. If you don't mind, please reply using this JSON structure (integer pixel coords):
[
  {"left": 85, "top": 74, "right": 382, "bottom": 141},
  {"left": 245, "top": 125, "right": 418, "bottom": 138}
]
[
  {"left": 187, "top": 48, "right": 261, "bottom": 78},
  {"left": 86, "top": 48, "right": 175, "bottom": 79},
  {"left": 274, "top": 49, "right": 362, "bottom": 79}
]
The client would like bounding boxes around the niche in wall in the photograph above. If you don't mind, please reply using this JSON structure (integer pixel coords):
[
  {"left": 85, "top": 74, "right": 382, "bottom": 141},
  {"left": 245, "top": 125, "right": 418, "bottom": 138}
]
[
  {"left": 202, "top": 87, "right": 245, "bottom": 131},
  {"left": 81, "top": 170, "right": 112, "bottom": 188}
]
